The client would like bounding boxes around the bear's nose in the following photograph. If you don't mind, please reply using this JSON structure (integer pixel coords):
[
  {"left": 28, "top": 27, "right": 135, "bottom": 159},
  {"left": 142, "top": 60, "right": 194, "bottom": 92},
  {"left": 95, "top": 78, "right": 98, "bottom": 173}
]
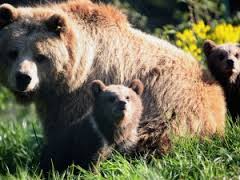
[
  {"left": 118, "top": 101, "right": 126, "bottom": 110},
  {"left": 227, "top": 59, "right": 234, "bottom": 68},
  {"left": 15, "top": 72, "right": 32, "bottom": 91}
]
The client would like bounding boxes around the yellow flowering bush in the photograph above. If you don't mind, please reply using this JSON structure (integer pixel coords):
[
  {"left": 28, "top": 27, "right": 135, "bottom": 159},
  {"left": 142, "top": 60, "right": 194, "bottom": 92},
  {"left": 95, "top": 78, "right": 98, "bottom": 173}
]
[
  {"left": 210, "top": 24, "right": 240, "bottom": 44},
  {"left": 175, "top": 21, "right": 240, "bottom": 61}
]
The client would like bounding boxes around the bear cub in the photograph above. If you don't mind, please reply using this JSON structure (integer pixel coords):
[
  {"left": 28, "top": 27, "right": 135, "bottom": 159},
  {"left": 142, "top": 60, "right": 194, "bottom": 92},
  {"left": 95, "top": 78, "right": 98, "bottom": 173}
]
[
  {"left": 203, "top": 40, "right": 240, "bottom": 121},
  {"left": 92, "top": 79, "right": 144, "bottom": 154},
  {"left": 40, "top": 79, "right": 144, "bottom": 173}
]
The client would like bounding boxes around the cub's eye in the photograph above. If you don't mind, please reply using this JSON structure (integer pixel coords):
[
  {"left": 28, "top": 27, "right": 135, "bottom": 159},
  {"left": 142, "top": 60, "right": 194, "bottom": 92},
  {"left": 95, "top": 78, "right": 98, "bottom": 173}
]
[
  {"left": 235, "top": 53, "right": 239, "bottom": 59},
  {"left": 35, "top": 54, "right": 49, "bottom": 63},
  {"left": 219, "top": 53, "right": 225, "bottom": 61},
  {"left": 7, "top": 50, "right": 18, "bottom": 60},
  {"left": 108, "top": 96, "right": 116, "bottom": 103},
  {"left": 126, "top": 96, "right": 130, "bottom": 101}
]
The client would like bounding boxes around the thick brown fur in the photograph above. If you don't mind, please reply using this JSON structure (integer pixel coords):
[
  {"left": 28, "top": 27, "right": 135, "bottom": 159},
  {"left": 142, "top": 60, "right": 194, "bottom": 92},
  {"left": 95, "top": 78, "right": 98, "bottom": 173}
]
[
  {"left": 0, "top": 0, "right": 226, "bottom": 166},
  {"left": 204, "top": 40, "right": 240, "bottom": 121}
]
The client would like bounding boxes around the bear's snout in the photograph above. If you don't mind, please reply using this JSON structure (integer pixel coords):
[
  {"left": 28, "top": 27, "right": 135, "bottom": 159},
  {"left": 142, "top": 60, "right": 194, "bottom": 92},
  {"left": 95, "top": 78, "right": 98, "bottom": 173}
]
[
  {"left": 226, "top": 59, "right": 234, "bottom": 69},
  {"left": 118, "top": 101, "right": 126, "bottom": 111},
  {"left": 15, "top": 72, "right": 32, "bottom": 91}
]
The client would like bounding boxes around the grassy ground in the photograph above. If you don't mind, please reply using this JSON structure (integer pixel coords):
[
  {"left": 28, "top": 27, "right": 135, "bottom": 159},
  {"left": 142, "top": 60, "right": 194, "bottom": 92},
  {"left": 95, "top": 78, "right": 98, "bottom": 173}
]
[{"left": 0, "top": 105, "right": 240, "bottom": 180}]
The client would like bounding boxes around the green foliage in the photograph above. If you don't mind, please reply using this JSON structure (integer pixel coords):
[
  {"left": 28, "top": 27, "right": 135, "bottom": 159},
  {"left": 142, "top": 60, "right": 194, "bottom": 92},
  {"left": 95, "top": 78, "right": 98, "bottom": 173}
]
[
  {"left": 0, "top": 106, "right": 41, "bottom": 175},
  {"left": 103, "top": 0, "right": 237, "bottom": 31},
  {"left": 0, "top": 86, "right": 14, "bottom": 111},
  {"left": 0, "top": 115, "right": 240, "bottom": 179},
  {"left": 176, "top": 0, "right": 227, "bottom": 23}
]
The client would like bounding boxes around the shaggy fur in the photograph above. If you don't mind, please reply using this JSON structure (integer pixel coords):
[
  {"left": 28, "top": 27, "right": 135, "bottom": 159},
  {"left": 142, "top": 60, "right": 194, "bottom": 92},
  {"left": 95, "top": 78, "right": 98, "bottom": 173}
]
[
  {"left": 0, "top": 0, "right": 226, "bottom": 167},
  {"left": 92, "top": 79, "right": 144, "bottom": 154},
  {"left": 204, "top": 40, "right": 240, "bottom": 121},
  {"left": 40, "top": 79, "right": 144, "bottom": 172}
]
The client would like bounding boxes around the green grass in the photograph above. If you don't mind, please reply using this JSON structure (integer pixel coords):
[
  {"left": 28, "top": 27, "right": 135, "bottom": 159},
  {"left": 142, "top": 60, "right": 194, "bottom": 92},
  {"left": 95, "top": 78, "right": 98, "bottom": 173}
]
[{"left": 0, "top": 105, "right": 240, "bottom": 180}]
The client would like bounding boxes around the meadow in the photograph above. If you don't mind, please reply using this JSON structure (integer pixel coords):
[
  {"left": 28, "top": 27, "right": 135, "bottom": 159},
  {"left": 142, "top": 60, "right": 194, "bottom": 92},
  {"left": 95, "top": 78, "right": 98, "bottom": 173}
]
[{"left": 0, "top": 102, "right": 239, "bottom": 179}]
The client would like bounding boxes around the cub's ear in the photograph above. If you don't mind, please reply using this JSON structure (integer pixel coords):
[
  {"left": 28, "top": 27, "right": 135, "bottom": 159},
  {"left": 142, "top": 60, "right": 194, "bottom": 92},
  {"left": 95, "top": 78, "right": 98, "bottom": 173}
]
[
  {"left": 129, "top": 79, "right": 144, "bottom": 96},
  {"left": 203, "top": 40, "right": 216, "bottom": 56},
  {"left": 91, "top": 80, "right": 106, "bottom": 97},
  {"left": 45, "top": 14, "right": 68, "bottom": 36},
  {"left": 0, "top": 4, "right": 18, "bottom": 29}
]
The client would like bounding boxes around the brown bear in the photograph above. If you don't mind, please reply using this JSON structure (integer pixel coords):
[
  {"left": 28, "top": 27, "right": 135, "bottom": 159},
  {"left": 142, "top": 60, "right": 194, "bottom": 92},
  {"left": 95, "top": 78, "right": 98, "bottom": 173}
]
[
  {"left": 40, "top": 79, "right": 144, "bottom": 172},
  {"left": 92, "top": 79, "right": 144, "bottom": 154},
  {"left": 0, "top": 0, "right": 226, "bottom": 165},
  {"left": 204, "top": 40, "right": 240, "bottom": 121}
]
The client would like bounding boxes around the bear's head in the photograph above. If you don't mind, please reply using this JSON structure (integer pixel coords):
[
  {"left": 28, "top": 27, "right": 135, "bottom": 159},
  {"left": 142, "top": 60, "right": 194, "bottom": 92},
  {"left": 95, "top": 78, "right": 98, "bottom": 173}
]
[
  {"left": 0, "top": 4, "right": 90, "bottom": 103},
  {"left": 203, "top": 40, "right": 240, "bottom": 84},
  {"left": 91, "top": 79, "right": 144, "bottom": 125}
]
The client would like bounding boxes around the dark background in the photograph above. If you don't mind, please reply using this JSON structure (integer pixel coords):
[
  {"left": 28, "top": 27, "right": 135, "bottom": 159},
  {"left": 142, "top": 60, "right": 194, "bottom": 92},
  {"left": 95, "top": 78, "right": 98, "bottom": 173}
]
[{"left": 1, "top": 0, "right": 239, "bottom": 31}]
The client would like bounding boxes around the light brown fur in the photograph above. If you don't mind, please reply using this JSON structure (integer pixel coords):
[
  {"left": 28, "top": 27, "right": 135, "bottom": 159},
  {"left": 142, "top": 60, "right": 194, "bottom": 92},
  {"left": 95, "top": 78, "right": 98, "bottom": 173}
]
[{"left": 0, "top": 1, "right": 226, "bottom": 158}]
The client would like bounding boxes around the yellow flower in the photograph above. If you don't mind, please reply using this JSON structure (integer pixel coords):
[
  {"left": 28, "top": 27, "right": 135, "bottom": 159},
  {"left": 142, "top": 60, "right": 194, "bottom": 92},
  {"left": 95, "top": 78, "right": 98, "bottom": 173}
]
[
  {"left": 210, "top": 23, "right": 240, "bottom": 43},
  {"left": 175, "top": 22, "right": 240, "bottom": 62},
  {"left": 176, "top": 40, "right": 183, "bottom": 47},
  {"left": 192, "top": 21, "right": 210, "bottom": 40}
]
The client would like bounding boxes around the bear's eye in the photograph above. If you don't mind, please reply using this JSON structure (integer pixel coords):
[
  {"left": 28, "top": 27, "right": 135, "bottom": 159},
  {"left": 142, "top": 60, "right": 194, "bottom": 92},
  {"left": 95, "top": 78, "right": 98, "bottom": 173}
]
[
  {"left": 108, "top": 96, "right": 116, "bottom": 103},
  {"left": 7, "top": 50, "right": 18, "bottom": 60},
  {"left": 126, "top": 96, "right": 130, "bottom": 101},
  {"left": 235, "top": 53, "right": 239, "bottom": 59},
  {"left": 219, "top": 53, "right": 225, "bottom": 61},
  {"left": 35, "top": 54, "right": 49, "bottom": 63}
]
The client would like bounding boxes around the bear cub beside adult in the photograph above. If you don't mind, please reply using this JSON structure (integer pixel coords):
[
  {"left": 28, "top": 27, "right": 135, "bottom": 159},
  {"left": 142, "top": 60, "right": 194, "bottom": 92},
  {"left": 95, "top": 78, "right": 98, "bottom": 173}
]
[
  {"left": 92, "top": 79, "right": 144, "bottom": 154},
  {"left": 40, "top": 79, "right": 144, "bottom": 172},
  {"left": 203, "top": 40, "right": 240, "bottom": 121}
]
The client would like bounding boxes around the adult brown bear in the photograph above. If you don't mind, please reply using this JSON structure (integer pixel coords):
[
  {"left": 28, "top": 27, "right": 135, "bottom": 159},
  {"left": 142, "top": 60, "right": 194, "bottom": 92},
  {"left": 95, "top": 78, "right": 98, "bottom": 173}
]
[{"left": 0, "top": 0, "right": 225, "bottom": 167}]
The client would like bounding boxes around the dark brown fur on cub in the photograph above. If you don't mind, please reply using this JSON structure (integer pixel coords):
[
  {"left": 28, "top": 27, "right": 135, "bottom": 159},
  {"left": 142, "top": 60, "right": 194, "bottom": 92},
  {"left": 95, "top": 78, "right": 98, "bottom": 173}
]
[
  {"left": 40, "top": 79, "right": 144, "bottom": 172},
  {"left": 204, "top": 40, "right": 240, "bottom": 121}
]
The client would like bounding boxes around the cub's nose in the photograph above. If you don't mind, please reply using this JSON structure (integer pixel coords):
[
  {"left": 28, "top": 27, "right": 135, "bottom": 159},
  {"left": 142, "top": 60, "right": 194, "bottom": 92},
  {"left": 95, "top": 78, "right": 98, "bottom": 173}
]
[
  {"left": 227, "top": 59, "right": 234, "bottom": 68},
  {"left": 118, "top": 101, "right": 126, "bottom": 111},
  {"left": 15, "top": 72, "right": 32, "bottom": 91}
]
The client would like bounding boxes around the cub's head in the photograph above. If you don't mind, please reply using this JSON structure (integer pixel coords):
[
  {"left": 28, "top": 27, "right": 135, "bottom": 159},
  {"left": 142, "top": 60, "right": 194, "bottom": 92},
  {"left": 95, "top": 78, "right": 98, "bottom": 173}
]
[
  {"left": 203, "top": 40, "right": 240, "bottom": 83},
  {"left": 91, "top": 79, "right": 144, "bottom": 124},
  {"left": 0, "top": 4, "right": 87, "bottom": 103}
]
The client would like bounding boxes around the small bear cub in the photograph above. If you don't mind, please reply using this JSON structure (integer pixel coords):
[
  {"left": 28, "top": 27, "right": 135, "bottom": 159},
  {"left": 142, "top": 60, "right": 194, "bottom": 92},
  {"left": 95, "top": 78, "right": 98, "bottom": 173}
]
[
  {"left": 92, "top": 79, "right": 144, "bottom": 154},
  {"left": 40, "top": 79, "right": 144, "bottom": 173},
  {"left": 203, "top": 39, "right": 240, "bottom": 121}
]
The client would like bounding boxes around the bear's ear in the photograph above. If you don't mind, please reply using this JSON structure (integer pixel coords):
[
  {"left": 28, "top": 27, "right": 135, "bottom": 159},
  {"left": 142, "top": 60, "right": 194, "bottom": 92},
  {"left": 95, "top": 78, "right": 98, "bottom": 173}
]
[
  {"left": 91, "top": 80, "right": 106, "bottom": 97},
  {"left": 45, "top": 14, "right": 68, "bottom": 36},
  {"left": 203, "top": 40, "right": 216, "bottom": 56},
  {"left": 0, "top": 4, "right": 18, "bottom": 29},
  {"left": 129, "top": 79, "right": 144, "bottom": 96}
]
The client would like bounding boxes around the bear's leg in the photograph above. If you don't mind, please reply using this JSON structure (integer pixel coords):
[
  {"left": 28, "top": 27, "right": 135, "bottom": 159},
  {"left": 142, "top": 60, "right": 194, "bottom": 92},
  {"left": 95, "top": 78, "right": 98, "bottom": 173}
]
[
  {"left": 136, "top": 118, "right": 172, "bottom": 156},
  {"left": 39, "top": 144, "right": 53, "bottom": 176}
]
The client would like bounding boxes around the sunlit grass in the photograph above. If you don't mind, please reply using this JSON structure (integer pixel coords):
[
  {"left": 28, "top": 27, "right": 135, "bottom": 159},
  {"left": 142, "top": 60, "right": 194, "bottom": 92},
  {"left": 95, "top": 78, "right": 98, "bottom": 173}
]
[{"left": 0, "top": 107, "right": 239, "bottom": 179}]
